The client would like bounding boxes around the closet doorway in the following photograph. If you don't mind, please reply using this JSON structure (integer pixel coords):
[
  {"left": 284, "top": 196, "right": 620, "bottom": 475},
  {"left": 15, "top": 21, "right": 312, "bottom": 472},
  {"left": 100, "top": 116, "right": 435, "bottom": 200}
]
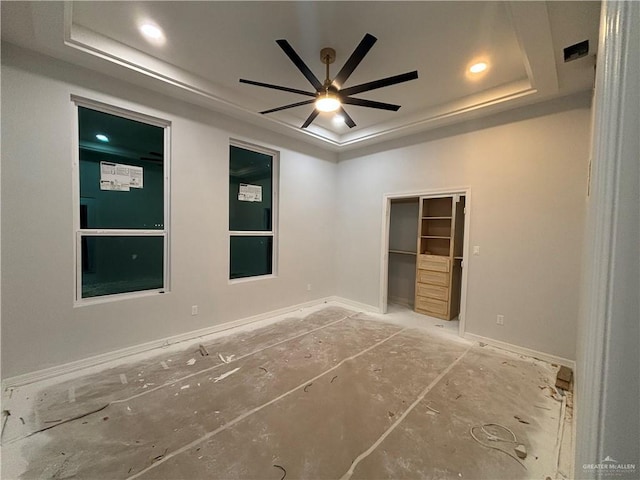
[
  {"left": 380, "top": 189, "right": 471, "bottom": 337},
  {"left": 387, "top": 198, "right": 419, "bottom": 309}
]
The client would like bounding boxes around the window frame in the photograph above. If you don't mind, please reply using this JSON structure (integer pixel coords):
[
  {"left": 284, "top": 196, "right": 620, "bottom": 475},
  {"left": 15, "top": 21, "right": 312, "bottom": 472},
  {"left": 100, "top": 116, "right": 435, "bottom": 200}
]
[
  {"left": 72, "top": 96, "right": 171, "bottom": 305},
  {"left": 228, "top": 139, "right": 279, "bottom": 283}
]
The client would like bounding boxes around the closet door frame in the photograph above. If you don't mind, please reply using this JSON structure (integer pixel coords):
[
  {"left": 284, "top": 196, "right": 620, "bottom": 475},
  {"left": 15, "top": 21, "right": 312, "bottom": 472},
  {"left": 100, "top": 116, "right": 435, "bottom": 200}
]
[{"left": 380, "top": 187, "right": 471, "bottom": 337}]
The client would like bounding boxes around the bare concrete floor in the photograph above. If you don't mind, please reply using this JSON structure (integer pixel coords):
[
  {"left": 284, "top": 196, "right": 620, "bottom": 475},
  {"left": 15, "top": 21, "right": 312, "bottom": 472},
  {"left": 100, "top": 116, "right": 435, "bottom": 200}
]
[{"left": 1, "top": 306, "right": 569, "bottom": 479}]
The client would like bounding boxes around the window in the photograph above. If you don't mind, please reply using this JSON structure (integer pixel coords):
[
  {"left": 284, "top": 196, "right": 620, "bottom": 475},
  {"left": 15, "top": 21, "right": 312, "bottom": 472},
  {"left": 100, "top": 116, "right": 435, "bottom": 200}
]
[
  {"left": 229, "top": 142, "right": 278, "bottom": 280},
  {"left": 75, "top": 100, "right": 169, "bottom": 301}
]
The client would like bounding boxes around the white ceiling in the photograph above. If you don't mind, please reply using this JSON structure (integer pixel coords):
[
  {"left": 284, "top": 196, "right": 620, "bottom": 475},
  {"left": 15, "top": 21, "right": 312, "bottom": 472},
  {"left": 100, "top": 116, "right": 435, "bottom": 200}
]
[{"left": 1, "top": 1, "right": 601, "bottom": 151}]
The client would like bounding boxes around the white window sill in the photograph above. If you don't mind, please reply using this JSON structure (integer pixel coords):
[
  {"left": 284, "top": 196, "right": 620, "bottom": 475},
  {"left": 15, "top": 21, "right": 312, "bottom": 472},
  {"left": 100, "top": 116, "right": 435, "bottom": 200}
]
[
  {"left": 228, "top": 274, "right": 277, "bottom": 285},
  {"left": 74, "top": 288, "right": 168, "bottom": 307}
]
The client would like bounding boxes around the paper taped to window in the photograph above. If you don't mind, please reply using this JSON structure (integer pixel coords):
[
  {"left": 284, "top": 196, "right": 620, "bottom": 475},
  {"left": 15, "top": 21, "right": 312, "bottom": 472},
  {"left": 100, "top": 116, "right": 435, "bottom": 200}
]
[
  {"left": 100, "top": 162, "right": 144, "bottom": 191},
  {"left": 238, "top": 183, "right": 262, "bottom": 202}
]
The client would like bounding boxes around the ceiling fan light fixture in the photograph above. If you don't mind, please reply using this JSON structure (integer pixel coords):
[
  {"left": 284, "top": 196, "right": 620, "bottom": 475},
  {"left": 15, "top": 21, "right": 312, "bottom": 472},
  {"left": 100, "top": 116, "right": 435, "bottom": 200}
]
[{"left": 315, "top": 91, "right": 341, "bottom": 113}]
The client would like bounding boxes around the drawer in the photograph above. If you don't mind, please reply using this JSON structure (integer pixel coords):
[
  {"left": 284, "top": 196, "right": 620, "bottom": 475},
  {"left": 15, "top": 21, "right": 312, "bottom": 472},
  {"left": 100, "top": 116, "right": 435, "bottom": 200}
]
[
  {"left": 418, "top": 254, "right": 450, "bottom": 272},
  {"left": 415, "top": 296, "right": 448, "bottom": 316},
  {"left": 417, "top": 283, "right": 449, "bottom": 301},
  {"left": 417, "top": 269, "right": 449, "bottom": 286}
]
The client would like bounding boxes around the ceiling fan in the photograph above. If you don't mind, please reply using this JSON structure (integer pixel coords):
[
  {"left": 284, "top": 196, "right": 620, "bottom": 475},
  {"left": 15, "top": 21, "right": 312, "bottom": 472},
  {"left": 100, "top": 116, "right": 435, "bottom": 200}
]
[{"left": 239, "top": 33, "right": 418, "bottom": 129}]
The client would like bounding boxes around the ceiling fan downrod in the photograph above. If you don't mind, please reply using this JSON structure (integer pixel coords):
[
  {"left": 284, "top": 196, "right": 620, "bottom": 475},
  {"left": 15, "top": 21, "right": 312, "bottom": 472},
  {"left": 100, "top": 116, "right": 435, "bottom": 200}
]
[
  {"left": 315, "top": 47, "right": 341, "bottom": 112},
  {"left": 320, "top": 47, "right": 336, "bottom": 91}
]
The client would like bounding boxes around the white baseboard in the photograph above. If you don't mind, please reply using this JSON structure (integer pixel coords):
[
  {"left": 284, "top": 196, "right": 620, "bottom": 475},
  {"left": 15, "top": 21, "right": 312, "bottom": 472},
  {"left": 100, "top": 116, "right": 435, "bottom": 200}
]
[
  {"left": 4, "top": 295, "right": 572, "bottom": 390},
  {"left": 328, "top": 296, "right": 381, "bottom": 314},
  {"left": 2, "top": 296, "right": 335, "bottom": 389},
  {"left": 464, "top": 332, "right": 576, "bottom": 369}
]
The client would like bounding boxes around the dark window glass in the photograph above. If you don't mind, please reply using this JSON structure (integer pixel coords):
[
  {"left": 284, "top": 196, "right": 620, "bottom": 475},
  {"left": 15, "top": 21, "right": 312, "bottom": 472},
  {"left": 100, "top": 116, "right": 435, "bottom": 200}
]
[
  {"left": 81, "top": 236, "right": 164, "bottom": 298},
  {"left": 78, "top": 107, "right": 164, "bottom": 230},
  {"left": 230, "top": 236, "right": 273, "bottom": 279},
  {"left": 77, "top": 106, "right": 166, "bottom": 300},
  {"left": 229, "top": 146, "right": 272, "bottom": 231}
]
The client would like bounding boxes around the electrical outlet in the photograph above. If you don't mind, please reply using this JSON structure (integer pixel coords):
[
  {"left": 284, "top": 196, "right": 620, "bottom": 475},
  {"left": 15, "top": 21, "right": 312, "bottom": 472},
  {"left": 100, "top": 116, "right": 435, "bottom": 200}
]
[
  {"left": 191, "top": 305, "right": 199, "bottom": 316},
  {"left": 497, "top": 314, "right": 504, "bottom": 325},
  {"left": 307, "top": 284, "right": 312, "bottom": 291}
]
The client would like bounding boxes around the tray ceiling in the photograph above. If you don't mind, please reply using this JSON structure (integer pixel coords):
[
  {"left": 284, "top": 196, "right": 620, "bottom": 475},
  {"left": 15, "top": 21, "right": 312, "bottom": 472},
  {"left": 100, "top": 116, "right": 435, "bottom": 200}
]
[{"left": 1, "top": 1, "right": 600, "bottom": 151}]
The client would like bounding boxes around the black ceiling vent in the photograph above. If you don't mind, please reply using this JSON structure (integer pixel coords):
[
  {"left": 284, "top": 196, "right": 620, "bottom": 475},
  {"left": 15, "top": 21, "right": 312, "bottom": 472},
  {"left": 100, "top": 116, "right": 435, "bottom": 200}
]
[{"left": 564, "top": 40, "right": 589, "bottom": 62}]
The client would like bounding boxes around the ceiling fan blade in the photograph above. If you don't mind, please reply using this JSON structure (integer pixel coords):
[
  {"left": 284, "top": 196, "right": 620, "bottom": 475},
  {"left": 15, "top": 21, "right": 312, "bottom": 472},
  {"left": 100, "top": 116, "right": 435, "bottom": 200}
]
[
  {"left": 340, "top": 71, "right": 418, "bottom": 97},
  {"left": 301, "top": 109, "right": 320, "bottom": 129},
  {"left": 342, "top": 97, "right": 401, "bottom": 111},
  {"left": 260, "top": 100, "right": 315, "bottom": 114},
  {"left": 339, "top": 107, "right": 356, "bottom": 128},
  {"left": 332, "top": 33, "right": 377, "bottom": 89},
  {"left": 276, "top": 39, "right": 324, "bottom": 91},
  {"left": 240, "top": 79, "right": 316, "bottom": 97}
]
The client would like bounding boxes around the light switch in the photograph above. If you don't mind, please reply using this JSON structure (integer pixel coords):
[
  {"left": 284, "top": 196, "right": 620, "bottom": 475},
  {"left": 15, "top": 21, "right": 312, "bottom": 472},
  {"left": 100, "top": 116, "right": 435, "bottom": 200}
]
[{"left": 473, "top": 246, "right": 480, "bottom": 255}]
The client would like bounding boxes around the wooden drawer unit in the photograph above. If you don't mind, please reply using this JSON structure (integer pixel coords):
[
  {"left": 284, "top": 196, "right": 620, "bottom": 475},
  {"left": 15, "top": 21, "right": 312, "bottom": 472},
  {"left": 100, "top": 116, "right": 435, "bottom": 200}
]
[
  {"left": 417, "top": 269, "right": 449, "bottom": 286},
  {"left": 415, "top": 296, "right": 448, "bottom": 316},
  {"left": 413, "top": 195, "right": 465, "bottom": 321},
  {"left": 418, "top": 254, "right": 450, "bottom": 272},
  {"left": 416, "top": 283, "right": 448, "bottom": 301}
]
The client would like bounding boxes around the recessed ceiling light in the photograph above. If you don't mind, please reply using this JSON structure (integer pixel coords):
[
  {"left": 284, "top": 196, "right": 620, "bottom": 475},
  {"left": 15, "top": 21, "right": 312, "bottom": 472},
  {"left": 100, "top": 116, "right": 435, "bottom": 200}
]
[
  {"left": 139, "top": 23, "right": 165, "bottom": 44},
  {"left": 96, "top": 134, "right": 109, "bottom": 142},
  {"left": 469, "top": 62, "right": 488, "bottom": 74}
]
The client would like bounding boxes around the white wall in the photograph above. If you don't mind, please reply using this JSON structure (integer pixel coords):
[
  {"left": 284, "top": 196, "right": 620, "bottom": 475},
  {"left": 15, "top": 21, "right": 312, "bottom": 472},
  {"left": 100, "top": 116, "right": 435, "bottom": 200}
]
[
  {"left": 575, "top": 1, "right": 640, "bottom": 475},
  {"left": 1, "top": 44, "right": 338, "bottom": 378},
  {"left": 1, "top": 42, "right": 594, "bottom": 378},
  {"left": 336, "top": 95, "right": 591, "bottom": 361}
]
